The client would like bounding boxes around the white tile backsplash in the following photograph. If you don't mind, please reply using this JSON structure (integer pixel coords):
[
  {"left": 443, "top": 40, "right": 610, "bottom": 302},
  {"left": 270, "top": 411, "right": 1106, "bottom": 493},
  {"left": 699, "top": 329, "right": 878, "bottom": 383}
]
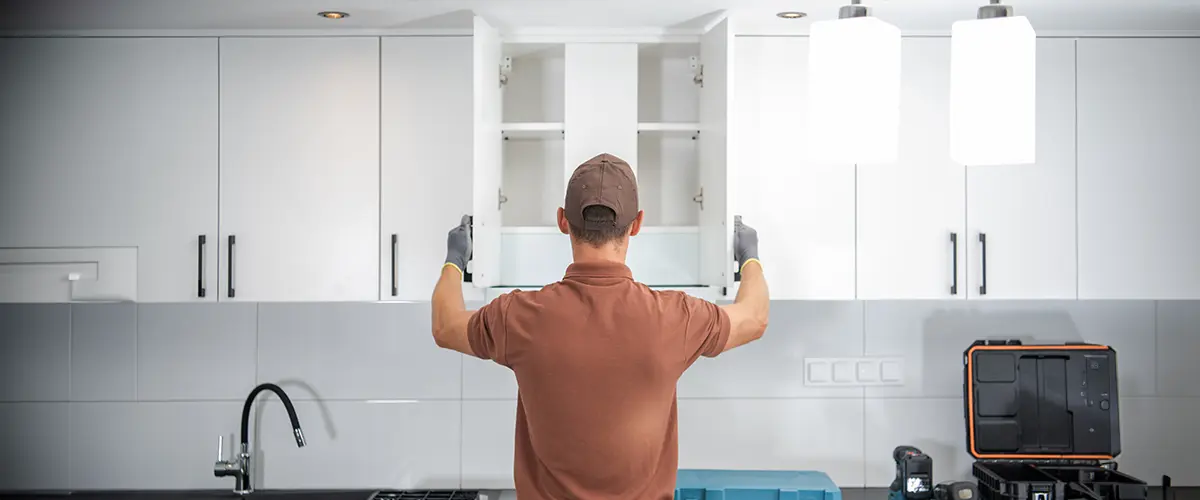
[
  {"left": 70, "top": 303, "right": 137, "bottom": 401},
  {"left": 0, "top": 304, "right": 70, "bottom": 402},
  {"left": 0, "top": 300, "right": 1196, "bottom": 491},
  {"left": 1156, "top": 301, "right": 1200, "bottom": 397},
  {"left": 256, "top": 399, "right": 461, "bottom": 489},
  {"left": 69, "top": 401, "right": 242, "bottom": 489},
  {"left": 0, "top": 403, "right": 70, "bottom": 490},
  {"left": 462, "top": 400, "right": 519, "bottom": 489},
  {"left": 863, "top": 398, "right": 973, "bottom": 486},
  {"left": 257, "top": 303, "right": 462, "bottom": 400},
  {"left": 864, "top": 300, "right": 1157, "bottom": 398},
  {"left": 677, "top": 398, "right": 866, "bottom": 487},
  {"left": 137, "top": 303, "right": 257, "bottom": 400},
  {"left": 679, "top": 301, "right": 865, "bottom": 398}
]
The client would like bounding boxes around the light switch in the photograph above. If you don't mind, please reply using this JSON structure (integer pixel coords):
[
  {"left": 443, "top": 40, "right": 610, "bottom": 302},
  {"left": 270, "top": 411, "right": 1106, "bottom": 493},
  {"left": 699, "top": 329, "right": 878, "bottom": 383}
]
[{"left": 804, "top": 357, "right": 905, "bottom": 386}]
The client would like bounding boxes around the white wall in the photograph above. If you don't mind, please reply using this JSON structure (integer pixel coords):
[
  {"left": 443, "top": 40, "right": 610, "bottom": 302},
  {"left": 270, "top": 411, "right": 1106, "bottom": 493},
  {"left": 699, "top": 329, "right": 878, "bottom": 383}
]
[{"left": 0, "top": 301, "right": 1196, "bottom": 491}]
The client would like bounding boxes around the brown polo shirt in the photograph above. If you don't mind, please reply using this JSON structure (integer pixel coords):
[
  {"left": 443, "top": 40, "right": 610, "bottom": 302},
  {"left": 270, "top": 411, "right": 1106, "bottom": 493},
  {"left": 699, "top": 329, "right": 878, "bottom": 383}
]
[{"left": 466, "top": 261, "right": 731, "bottom": 499}]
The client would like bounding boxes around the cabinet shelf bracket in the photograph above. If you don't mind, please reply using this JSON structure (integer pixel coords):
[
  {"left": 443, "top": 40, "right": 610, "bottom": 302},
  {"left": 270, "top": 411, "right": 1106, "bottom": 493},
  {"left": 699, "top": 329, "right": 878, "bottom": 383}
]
[
  {"left": 499, "top": 56, "right": 513, "bottom": 87},
  {"left": 689, "top": 56, "right": 703, "bottom": 87},
  {"left": 498, "top": 188, "right": 508, "bottom": 210},
  {"left": 692, "top": 187, "right": 704, "bottom": 210}
]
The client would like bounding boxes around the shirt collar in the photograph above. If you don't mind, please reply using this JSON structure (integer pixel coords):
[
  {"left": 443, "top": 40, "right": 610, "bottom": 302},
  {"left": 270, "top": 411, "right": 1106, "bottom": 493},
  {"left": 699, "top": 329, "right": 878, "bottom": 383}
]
[{"left": 564, "top": 261, "right": 634, "bottom": 280}]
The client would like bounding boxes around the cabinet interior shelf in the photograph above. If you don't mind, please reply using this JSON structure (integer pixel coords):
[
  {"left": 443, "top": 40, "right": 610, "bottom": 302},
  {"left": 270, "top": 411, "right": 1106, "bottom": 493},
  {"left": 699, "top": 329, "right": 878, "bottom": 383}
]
[
  {"left": 637, "top": 122, "right": 700, "bottom": 136},
  {"left": 501, "top": 122, "right": 564, "bottom": 140},
  {"left": 501, "top": 225, "right": 699, "bottom": 235}
]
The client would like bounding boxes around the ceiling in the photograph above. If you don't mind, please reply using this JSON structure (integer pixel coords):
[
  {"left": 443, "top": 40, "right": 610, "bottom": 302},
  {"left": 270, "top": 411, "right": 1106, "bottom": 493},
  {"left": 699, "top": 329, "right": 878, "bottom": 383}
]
[{"left": 2, "top": 0, "right": 1199, "bottom": 34}]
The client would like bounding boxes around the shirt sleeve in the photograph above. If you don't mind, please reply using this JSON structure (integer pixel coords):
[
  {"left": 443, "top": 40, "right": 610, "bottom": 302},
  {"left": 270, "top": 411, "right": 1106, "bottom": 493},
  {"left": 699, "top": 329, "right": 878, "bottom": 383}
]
[
  {"left": 682, "top": 294, "right": 731, "bottom": 365},
  {"left": 467, "top": 293, "right": 511, "bottom": 366}
]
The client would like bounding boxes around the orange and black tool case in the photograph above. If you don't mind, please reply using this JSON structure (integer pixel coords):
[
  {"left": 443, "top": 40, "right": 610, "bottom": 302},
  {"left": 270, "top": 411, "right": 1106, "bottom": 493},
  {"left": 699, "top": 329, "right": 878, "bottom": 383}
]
[{"left": 962, "top": 340, "right": 1147, "bottom": 500}]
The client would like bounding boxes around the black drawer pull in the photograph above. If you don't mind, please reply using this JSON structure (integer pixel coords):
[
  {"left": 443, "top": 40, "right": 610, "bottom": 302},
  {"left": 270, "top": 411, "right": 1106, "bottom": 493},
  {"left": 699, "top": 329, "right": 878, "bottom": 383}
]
[
  {"left": 950, "top": 232, "right": 958, "bottom": 296},
  {"left": 391, "top": 234, "right": 398, "bottom": 297},
  {"left": 979, "top": 232, "right": 987, "bottom": 296}
]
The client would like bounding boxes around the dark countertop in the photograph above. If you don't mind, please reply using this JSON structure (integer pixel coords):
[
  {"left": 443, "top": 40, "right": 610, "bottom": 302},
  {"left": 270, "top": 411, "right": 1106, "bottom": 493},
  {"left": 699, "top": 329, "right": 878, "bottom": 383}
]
[{"left": 0, "top": 491, "right": 373, "bottom": 500}]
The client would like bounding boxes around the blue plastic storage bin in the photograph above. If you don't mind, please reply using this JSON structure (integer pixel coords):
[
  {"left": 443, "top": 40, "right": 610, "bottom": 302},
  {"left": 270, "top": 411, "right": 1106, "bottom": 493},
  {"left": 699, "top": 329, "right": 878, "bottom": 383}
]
[{"left": 675, "top": 469, "right": 842, "bottom": 500}]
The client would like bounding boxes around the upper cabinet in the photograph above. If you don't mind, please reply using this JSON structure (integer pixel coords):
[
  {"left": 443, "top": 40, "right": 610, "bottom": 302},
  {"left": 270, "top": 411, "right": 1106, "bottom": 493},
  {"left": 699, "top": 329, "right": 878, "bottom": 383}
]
[
  {"left": 471, "top": 20, "right": 735, "bottom": 292},
  {"left": 857, "top": 38, "right": 965, "bottom": 299},
  {"left": 1077, "top": 38, "right": 1200, "bottom": 299},
  {"left": 965, "top": 38, "right": 1078, "bottom": 299},
  {"left": 731, "top": 36, "right": 857, "bottom": 300},
  {"left": 0, "top": 38, "right": 218, "bottom": 302},
  {"left": 380, "top": 21, "right": 494, "bottom": 302},
  {"left": 218, "top": 37, "right": 380, "bottom": 302}
]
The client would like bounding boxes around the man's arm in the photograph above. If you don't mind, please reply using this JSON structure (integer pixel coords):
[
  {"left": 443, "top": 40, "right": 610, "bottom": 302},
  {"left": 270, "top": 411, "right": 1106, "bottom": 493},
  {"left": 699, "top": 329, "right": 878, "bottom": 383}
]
[
  {"left": 431, "top": 215, "right": 476, "bottom": 356},
  {"left": 432, "top": 263, "right": 475, "bottom": 355},
  {"left": 718, "top": 216, "right": 769, "bottom": 352}
]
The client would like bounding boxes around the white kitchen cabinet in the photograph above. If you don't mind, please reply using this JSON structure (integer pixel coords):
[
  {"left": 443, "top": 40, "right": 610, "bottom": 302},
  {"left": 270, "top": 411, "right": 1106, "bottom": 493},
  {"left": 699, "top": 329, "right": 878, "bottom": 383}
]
[
  {"left": 0, "top": 37, "right": 218, "bottom": 302},
  {"left": 380, "top": 24, "right": 495, "bottom": 302},
  {"left": 731, "top": 36, "right": 856, "bottom": 300},
  {"left": 475, "top": 20, "right": 734, "bottom": 291},
  {"left": 1077, "top": 38, "right": 1200, "bottom": 299},
  {"left": 857, "top": 37, "right": 965, "bottom": 300},
  {"left": 219, "top": 37, "right": 379, "bottom": 302},
  {"left": 965, "top": 38, "right": 1078, "bottom": 299}
]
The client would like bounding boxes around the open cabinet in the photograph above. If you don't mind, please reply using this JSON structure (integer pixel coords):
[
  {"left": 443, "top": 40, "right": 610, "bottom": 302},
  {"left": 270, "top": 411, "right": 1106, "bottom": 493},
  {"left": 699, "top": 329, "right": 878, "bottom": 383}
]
[{"left": 470, "top": 19, "right": 735, "bottom": 295}]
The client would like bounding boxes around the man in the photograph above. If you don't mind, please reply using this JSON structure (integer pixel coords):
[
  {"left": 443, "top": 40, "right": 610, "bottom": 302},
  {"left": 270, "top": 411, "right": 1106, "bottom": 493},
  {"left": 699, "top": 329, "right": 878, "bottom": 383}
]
[{"left": 431, "top": 153, "right": 769, "bottom": 499}]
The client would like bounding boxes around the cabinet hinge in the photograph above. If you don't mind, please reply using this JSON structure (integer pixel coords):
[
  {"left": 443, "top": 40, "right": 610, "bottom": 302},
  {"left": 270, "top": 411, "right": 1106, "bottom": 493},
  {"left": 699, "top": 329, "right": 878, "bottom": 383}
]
[
  {"left": 690, "top": 56, "right": 703, "bottom": 87},
  {"left": 498, "top": 188, "right": 508, "bottom": 210},
  {"left": 499, "top": 56, "right": 513, "bottom": 87},
  {"left": 692, "top": 187, "right": 704, "bottom": 210}
]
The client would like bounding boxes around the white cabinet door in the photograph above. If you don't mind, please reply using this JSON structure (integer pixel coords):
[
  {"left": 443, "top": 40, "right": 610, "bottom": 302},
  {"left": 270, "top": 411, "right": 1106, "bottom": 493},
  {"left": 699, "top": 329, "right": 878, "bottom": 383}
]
[
  {"left": 732, "top": 36, "right": 856, "bottom": 300},
  {"left": 219, "top": 37, "right": 379, "bottom": 302},
  {"left": 1077, "top": 39, "right": 1200, "bottom": 299},
  {"left": 382, "top": 35, "right": 488, "bottom": 302},
  {"left": 699, "top": 18, "right": 736, "bottom": 292},
  {"left": 965, "top": 39, "right": 1077, "bottom": 299},
  {"left": 470, "top": 17, "right": 504, "bottom": 288},
  {"left": 0, "top": 38, "right": 218, "bottom": 302},
  {"left": 857, "top": 38, "right": 965, "bottom": 300}
]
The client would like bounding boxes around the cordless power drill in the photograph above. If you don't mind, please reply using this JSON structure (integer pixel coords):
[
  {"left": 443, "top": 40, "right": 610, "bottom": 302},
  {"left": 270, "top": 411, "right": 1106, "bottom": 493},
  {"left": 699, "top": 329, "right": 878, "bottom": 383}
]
[{"left": 889, "top": 446, "right": 934, "bottom": 500}]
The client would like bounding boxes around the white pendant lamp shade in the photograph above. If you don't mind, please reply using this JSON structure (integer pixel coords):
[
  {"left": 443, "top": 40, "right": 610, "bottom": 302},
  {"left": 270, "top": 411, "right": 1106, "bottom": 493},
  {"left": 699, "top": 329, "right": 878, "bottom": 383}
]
[
  {"left": 950, "top": 15, "right": 1036, "bottom": 166},
  {"left": 807, "top": 16, "right": 901, "bottom": 165}
]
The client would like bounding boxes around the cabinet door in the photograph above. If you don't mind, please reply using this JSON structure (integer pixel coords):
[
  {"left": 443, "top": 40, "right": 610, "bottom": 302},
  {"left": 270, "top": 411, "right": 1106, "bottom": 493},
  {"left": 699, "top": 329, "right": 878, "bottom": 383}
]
[
  {"left": 698, "top": 18, "right": 735, "bottom": 292},
  {"left": 965, "top": 39, "right": 1077, "bottom": 299},
  {"left": 219, "top": 37, "right": 379, "bottom": 302},
  {"left": 471, "top": 17, "right": 504, "bottom": 288},
  {"left": 732, "top": 36, "right": 856, "bottom": 300},
  {"left": 0, "top": 38, "right": 218, "bottom": 302},
  {"left": 382, "top": 36, "right": 486, "bottom": 301},
  {"left": 1077, "top": 39, "right": 1200, "bottom": 299},
  {"left": 857, "top": 38, "right": 965, "bottom": 299}
]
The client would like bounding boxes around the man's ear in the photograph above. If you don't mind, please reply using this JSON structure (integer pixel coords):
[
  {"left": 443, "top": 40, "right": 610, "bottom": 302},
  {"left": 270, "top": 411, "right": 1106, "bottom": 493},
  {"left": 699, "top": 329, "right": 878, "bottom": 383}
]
[
  {"left": 557, "top": 207, "right": 570, "bottom": 235},
  {"left": 629, "top": 210, "right": 645, "bottom": 237}
]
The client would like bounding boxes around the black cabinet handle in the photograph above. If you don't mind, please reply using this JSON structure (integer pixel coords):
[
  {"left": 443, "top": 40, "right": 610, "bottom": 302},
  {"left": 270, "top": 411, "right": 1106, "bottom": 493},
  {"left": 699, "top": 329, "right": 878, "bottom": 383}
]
[
  {"left": 198, "top": 235, "right": 207, "bottom": 298},
  {"left": 979, "top": 233, "right": 987, "bottom": 296},
  {"left": 227, "top": 235, "right": 236, "bottom": 298},
  {"left": 390, "top": 234, "right": 399, "bottom": 297},
  {"left": 463, "top": 216, "right": 473, "bottom": 283},
  {"left": 950, "top": 232, "right": 958, "bottom": 295}
]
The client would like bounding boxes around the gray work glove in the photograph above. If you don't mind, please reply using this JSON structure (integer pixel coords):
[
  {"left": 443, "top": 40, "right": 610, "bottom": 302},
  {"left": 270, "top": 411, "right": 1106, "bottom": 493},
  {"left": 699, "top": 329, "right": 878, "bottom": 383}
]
[
  {"left": 733, "top": 215, "right": 760, "bottom": 272},
  {"left": 444, "top": 214, "right": 472, "bottom": 278}
]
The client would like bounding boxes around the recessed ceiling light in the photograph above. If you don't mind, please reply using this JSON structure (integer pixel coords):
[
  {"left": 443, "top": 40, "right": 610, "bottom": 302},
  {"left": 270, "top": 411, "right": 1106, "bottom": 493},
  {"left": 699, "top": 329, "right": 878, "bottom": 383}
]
[
  {"left": 318, "top": 11, "right": 349, "bottom": 19},
  {"left": 777, "top": 11, "right": 808, "bottom": 19}
]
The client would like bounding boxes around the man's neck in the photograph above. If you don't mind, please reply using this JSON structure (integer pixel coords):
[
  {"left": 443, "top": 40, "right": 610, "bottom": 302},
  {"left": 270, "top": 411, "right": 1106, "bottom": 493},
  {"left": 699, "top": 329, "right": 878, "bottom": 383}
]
[{"left": 570, "top": 244, "right": 627, "bottom": 266}]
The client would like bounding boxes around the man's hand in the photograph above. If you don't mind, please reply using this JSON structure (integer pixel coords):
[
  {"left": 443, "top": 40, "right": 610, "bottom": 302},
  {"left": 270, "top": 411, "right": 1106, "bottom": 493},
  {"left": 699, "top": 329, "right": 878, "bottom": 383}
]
[
  {"left": 733, "top": 215, "right": 759, "bottom": 272},
  {"left": 444, "top": 214, "right": 472, "bottom": 278}
]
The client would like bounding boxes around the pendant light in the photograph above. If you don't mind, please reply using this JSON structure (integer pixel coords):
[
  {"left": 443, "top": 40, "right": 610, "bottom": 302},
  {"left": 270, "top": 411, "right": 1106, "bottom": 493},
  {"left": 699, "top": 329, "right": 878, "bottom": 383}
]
[
  {"left": 807, "top": 0, "right": 901, "bottom": 164},
  {"left": 950, "top": 0, "right": 1036, "bottom": 166}
]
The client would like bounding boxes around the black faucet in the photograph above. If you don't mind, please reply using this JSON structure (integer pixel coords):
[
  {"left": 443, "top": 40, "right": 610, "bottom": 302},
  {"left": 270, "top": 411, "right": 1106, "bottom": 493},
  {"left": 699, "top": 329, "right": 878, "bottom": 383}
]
[{"left": 214, "top": 383, "right": 306, "bottom": 494}]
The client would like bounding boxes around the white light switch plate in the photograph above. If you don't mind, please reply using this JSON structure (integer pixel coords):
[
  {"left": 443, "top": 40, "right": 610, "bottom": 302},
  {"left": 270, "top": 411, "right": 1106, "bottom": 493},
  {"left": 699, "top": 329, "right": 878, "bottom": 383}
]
[{"left": 803, "top": 357, "right": 905, "bottom": 386}]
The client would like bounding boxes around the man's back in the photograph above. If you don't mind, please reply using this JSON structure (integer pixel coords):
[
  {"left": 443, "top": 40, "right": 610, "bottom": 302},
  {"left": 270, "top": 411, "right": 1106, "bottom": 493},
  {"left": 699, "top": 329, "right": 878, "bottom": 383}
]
[{"left": 467, "top": 261, "right": 730, "bottom": 500}]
